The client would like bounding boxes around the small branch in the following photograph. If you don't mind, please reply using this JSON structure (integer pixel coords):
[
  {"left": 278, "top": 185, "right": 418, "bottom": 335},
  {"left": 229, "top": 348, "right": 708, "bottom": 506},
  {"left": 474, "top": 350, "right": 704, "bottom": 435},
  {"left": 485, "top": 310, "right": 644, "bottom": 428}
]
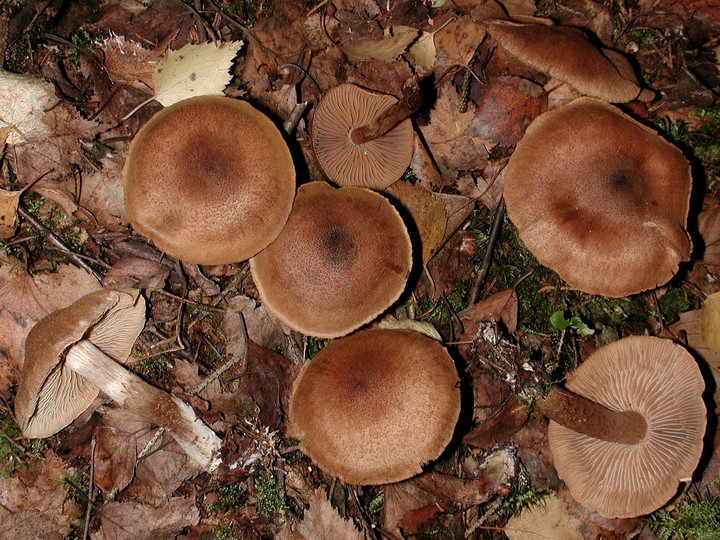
[
  {"left": 469, "top": 197, "right": 506, "bottom": 305},
  {"left": 17, "top": 204, "right": 103, "bottom": 281},
  {"left": 82, "top": 437, "right": 96, "bottom": 540},
  {"left": 350, "top": 76, "right": 423, "bottom": 144},
  {"left": 535, "top": 385, "right": 647, "bottom": 445}
]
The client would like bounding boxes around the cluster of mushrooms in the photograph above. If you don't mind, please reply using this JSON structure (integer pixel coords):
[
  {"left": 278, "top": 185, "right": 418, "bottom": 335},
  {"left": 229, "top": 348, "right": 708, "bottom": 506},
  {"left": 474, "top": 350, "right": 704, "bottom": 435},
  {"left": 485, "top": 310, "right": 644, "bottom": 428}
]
[{"left": 13, "top": 16, "right": 709, "bottom": 524}]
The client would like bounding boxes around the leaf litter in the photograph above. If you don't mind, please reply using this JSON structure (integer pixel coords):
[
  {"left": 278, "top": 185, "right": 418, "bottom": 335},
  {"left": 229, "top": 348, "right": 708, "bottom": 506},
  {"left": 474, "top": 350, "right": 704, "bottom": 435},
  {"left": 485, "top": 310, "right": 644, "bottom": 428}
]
[{"left": 0, "top": 0, "right": 719, "bottom": 537}]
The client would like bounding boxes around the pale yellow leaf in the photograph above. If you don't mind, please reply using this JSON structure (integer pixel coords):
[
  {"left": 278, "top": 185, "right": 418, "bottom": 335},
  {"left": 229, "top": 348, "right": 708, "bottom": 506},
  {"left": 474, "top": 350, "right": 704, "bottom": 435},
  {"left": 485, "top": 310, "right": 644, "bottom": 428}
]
[
  {"left": 152, "top": 41, "right": 243, "bottom": 107},
  {"left": 504, "top": 493, "right": 584, "bottom": 540},
  {"left": 407, "top": 31, "right": 437, "bottom": 70},
  {"left": 377, "top": 318, "right": 442, "bottom": 340},
  {"left": 343, "top": 27, "right": 419, "bottom": 62},
  {"left": 701, "top": 292, "right": 720, "bottom": 353},
  {"left": 0, "top": 71, "right": 54, "bottom": 144}
]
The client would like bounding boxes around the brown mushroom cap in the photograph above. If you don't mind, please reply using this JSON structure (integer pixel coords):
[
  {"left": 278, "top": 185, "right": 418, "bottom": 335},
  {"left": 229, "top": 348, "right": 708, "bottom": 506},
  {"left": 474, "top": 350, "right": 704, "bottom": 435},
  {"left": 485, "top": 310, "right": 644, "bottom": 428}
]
[
  {"left": 15, "top": 289, "right": 145, "bottom": 438},
  {"left": 486, "top": 20, "right": 642, "bottom": 103},
  {"left": 310, "top": 83, "right": 414, "bottom": 190},
  {"left": 503, "top": 97, "right": 692, "bottom": 297},
  {"left": 123, "top": 96, "right": 295, "bottom": 265},
  {"left": 249, "top": 181, "right": 412, "bottom": 338},
  {"left": 287, "top": 329, "right": 461, "bottom": 485},
  {"left": 548, "top": 336, "right": 706, "bottom": 518}
]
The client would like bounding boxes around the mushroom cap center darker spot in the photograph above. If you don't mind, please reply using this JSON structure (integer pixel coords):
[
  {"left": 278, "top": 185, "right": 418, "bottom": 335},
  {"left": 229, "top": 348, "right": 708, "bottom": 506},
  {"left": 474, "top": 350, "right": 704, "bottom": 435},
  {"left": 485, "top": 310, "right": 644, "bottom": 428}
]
[
  {"left": 176, "top": 137, "right": 242, "bottom": 196},
  {"left": 320, "top": 225, "right": 357, "bottom": 269},
  {"left": 610, "top": 169, "right": 634, "bottom": 191}
]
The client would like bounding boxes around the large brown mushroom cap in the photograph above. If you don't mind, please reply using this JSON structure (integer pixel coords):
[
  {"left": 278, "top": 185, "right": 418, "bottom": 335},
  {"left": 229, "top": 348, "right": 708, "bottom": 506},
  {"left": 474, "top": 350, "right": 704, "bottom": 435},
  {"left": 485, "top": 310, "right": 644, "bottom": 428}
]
[
  {"left": 15, "top": 289, "right": 145, "bottom": 438},
  {"left": 503, "top": 98, "right": 692, "bottom": 297},
  {"left": 249, "top": 181, "right": 412, "bottom": 338},
  {"left": 548, "top": 336, "right": 706, "bottom": 518},
  {"left": 486, "top": 20, "right": 643, "bottom": 103},
  {"left": 310, "top": 83, "right": 414, "bottom": 190},
  {"left": 287, "top": 329, "right": 461, "bottom": 485},
  {"left": 123, "top": 96, "right": 295, "bottom": 265}
]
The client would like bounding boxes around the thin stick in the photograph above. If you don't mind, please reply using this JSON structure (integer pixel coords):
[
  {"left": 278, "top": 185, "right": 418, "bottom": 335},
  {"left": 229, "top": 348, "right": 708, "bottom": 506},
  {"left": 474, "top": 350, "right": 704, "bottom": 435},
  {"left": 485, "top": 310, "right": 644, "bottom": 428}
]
[
  {"left": 17, "top": 204, "right": 103, "bottom": 280},
  {"left": 82, "top": 437, "right": 96, "bottom": 540},
  {"left": 469, "top": 198, "right": 505, "bottom": 305}
]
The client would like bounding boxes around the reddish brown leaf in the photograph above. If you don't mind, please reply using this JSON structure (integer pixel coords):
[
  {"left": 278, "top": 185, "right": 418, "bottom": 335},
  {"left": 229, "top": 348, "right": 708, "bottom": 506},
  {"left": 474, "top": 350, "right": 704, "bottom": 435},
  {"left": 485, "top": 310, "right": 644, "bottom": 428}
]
[
  {"left": 100, "top": 497, "right": 200, "bottom": 540},
  {"left": 93, "top": 426, "right": 137, "bottom": 493}
]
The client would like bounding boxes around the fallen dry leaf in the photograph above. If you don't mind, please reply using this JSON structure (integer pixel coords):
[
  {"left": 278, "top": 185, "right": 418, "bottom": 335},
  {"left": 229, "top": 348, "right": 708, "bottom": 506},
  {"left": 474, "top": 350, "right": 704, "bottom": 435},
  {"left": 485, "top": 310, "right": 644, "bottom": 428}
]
[
  {"left": 434, "top": 17, "right": 487, "bottom": 68},
  {"left": 419, "top": 86, "right": 492, "bottom": 178},
  {"left": 504, "top": 492, "right": 584, "bottom": 540},
  {"left": 100, "top": 496, "right": 200, "bottom": 540},
  {"left": 101, "top": 35, "right": 164, "bottom": 92},
  {"left": 0, "top": 71, "right": 54, "bottom": 144},
  {"left": 279, "top": 486, "right": 364, "bottom": 540},
  {"left": 461, "top": 288, "right": 519, "bottom": 335},
  {"left": 385, "top": 180, "right": 447, "bottom": 263},
  {"left": 93, "top": 425, "right": 138, "bottom": 493},
  {"left": 701, "top": 292, "right": 720, "bottom": 353},
  {"left": 103, "top": 257, "right": 171, "bottom": 290},
  {"left": 151, "top": 41, "right": 243, "bottom": 107},
  {"left": 343, "top": 26, "right": 419, "bottom": 62},
  {"left": 407, "top": 30, "right": 437, "bottom": 71},
  {"left": 0, "top": 187, "right": 24, "bottom": 239},
  {"left": 0, "top": 450, "right": 81, "bottom": 538}
]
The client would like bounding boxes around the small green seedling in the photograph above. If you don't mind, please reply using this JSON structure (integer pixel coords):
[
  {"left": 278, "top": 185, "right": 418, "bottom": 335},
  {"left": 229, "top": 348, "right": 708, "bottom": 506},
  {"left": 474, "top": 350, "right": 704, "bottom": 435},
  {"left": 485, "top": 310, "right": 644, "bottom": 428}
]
[{"left": 550, "top": 311, "right": 595, "bottom": 337}]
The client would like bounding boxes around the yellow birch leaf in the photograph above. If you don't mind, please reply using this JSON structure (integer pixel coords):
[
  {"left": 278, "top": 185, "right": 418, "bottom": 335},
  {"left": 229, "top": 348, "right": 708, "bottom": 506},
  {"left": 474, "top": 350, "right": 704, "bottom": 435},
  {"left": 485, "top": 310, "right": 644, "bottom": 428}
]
[
  {"left": 407, "top": 30, "right": 437, "bottom": 70},
  {"left": 701, "top": 292, "right": 720, "bottom": 353},
  {"left": 152, "top": 41, "right": 243, "bottom": 107},
  {"left": 434, "top": 17, "right": 486, "bottom": 68},
  {"left": 384, "top": 180, "right": 447, "bottom": 263}
]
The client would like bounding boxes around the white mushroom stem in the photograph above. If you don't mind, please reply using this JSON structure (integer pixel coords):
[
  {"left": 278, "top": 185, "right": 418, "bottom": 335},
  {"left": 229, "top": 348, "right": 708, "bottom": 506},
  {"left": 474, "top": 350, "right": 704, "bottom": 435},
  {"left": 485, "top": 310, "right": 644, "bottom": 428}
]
[{"left": 64, "top": 339, "right": 222, "bottom": 472}]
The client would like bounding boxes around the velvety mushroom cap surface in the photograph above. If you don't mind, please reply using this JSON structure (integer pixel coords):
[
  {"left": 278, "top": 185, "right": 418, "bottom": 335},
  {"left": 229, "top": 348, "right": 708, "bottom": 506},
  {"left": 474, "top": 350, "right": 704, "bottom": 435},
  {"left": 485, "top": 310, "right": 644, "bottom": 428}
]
[
  {"left": 287, "top": 329, "right": 461, "bottom": 485},
  {"left": 15, "top": 289, "right": 145, "bottom": 438},
  {"left": 486, "top": 20, "right": 641, "bottom": 102},
  {"left": 249, "top": 181, "right": 412, "bottom": 338},
  {"left": 311, "top": 83, "right": 414, "bottom": 190},
  {"left": 548, "top": 336, "right": 706, "bottom": 518},
  {"left": 123, "top": 96, "right": 295, "bottom": 265},
  {"left": 503, "top": 98, "right": 692, "bottom": 297}
]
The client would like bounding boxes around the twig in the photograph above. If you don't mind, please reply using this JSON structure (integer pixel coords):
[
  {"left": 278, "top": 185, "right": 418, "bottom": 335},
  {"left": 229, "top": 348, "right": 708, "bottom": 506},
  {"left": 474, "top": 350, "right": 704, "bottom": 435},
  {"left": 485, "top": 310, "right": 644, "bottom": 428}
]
[
  {"left": 150, "top": 288, "right": 225, "bottom": 312},
  {"left": 189, "top": 312, "right": 249, "bottom": 396},
  {"left": 282, "top": 101, "right": 310, "bottom": 134},
  {"left": 468, "top": 198, "right": 506, "bottom": 305},
  {"left": 17, "top": 204, "right": 103, "bottom": 280},
  {"left": 82, "top": 437, "right": 97, "bottom": 540},
  {"left": 137, "top": 427, "right": 166, "bottom": 461}
]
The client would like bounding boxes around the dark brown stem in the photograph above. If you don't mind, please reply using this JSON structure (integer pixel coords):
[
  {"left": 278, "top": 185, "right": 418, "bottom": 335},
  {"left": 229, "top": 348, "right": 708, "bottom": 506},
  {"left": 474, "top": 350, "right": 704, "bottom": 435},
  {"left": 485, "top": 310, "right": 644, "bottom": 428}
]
[
  {"left": 350, "top": 77, "right": 423, "bottom": 144},
  {"left": 536, "top": 386, "right": 647, "bottom": 445}
]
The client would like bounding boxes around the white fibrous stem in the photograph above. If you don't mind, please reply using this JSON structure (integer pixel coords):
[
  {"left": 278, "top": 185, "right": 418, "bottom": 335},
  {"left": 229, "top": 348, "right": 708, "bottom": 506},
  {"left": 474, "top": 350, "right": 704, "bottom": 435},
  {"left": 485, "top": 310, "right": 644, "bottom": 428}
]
[{"left": 64, "top": 339, "right": 222, "bottom": 471}]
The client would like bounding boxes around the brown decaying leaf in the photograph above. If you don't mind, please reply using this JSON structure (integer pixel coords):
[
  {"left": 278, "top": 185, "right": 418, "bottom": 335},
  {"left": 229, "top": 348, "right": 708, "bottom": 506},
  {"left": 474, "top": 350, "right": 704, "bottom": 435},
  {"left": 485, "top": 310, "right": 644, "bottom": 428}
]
[
  {"left": 698, "top": 204, "right": 720, "bottom": 265},
  {"left": 0, "top": 450, "right": 80, "bottom": 538},
  {"left": 343, "top": 26, "right": 419, "bottom": 62},
  {"left": 461, "top": 288, "right": 519, "bottom": 335},
  {"left": 103, "top": 257, "right": 171, "bottom": 289},
  {"left": 222, "top": 295, "right": 293, "bottom": 352},
  {"left": 93, "top": 425, "right": 138, "bottom": 493},
  {"left": 419, "top": 86, "right": 492, "bottom": 179},
  {"left": 278, "top": 486, "right": 365, "bottom": 540},
  {"left": 701, "top": 292, "right": 720, "bottom": 353},
  {"left": 434, "top": 17, "right": 487, "bottom": 68},
  {"left": 0, "top": 187, "right": 24, "bottom": 239},
  {"left": 100, "top": 497, "right": 200, "bottom": 540},
  {"left": 384, "top": 180, "right": 447, "bottom": 263},
  {"left": 101, "top": 35, "right": 164, "bottom": 92}
]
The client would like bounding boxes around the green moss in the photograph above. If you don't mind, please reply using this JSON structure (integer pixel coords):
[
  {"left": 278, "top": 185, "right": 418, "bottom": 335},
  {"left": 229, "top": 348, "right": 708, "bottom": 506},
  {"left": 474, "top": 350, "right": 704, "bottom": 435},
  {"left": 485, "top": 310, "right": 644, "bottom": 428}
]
[
  {"left": 620, "top": 28, "right": 666, "bottom": 49},
  {"left": 211, "top": 524, "right": 238, "bottom": 540},
  {"left": 646, "top": 488, "right": 720, "bottom": 540},
  {"left": 254, "top": 471, "right": 287, "bottom": 517},
  {"left": 658, "top": 286, "right": 693, "bottom": 324},
  {"left": 0, "top": 413, "right": 48, "bottom": 477}
]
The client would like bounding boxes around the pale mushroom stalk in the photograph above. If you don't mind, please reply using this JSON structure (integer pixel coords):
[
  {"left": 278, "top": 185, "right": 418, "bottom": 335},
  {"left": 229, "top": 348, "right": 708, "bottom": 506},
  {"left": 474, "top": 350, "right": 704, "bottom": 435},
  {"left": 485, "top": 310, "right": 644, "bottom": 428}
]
[
  {"left": 65, "top": 339, "right": 222, "bottom": 472},
  {"left": 350, "top": 77, "right": 423, "bottom": 145},
  {"left": 535, "top": 386, "right": 647, "bottom": 445}
]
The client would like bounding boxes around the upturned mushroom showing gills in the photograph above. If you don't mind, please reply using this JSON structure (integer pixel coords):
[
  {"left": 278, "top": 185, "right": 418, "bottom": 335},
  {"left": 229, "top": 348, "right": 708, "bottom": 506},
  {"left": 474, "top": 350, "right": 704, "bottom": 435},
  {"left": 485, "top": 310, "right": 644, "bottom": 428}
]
[
  {"left": 503, "top": 97, "right": 692, "bottom": 297},
  {"left": 287, "top": 329, "right": 461, "bottom": 485},
  {"left": 15, "top": 289, "right": 222, "bottom": 472},
  {"left": 534, "top": 336, "right": 706, "bottom": 518},
  {"left": 249, "top": 181, "right": 412, "bottom": 338},
  {"left": 122, "top": 95, "right": 295, "bottom": 265},
  {"left": 310, "top": 83, "right": 416, "bottom": 190}
]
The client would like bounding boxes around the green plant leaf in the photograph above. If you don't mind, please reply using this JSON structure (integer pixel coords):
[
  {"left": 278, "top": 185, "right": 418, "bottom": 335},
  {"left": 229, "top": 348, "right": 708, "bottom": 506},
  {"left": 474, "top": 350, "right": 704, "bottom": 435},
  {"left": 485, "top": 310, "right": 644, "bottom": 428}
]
[{"left": 550, "top": 310, "right": 570, "bottom": 330}]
